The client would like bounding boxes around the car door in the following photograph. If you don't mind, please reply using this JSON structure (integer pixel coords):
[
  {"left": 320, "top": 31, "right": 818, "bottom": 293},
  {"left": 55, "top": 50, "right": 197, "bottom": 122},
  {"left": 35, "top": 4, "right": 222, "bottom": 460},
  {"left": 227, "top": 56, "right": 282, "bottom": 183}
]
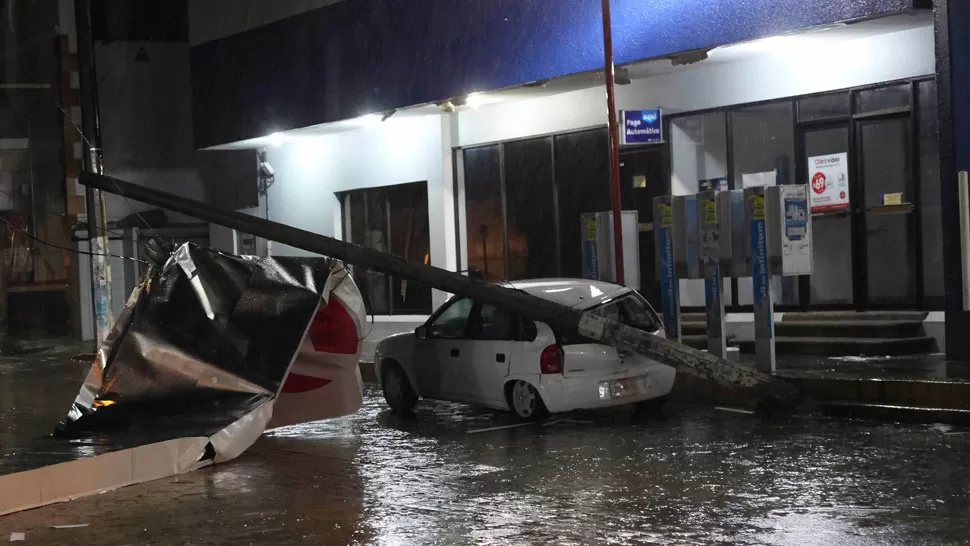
[
  {"left": 416, "top": 297, "right": 475, "bottom": 400},
  {"left": 454, "top": 303, "right": 517, "bottom": 407}
]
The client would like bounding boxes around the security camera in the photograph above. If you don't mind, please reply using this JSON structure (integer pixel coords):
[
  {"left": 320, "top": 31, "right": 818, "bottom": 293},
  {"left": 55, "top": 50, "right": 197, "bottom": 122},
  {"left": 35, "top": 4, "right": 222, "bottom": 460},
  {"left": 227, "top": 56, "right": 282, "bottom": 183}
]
[{"left": 259, "top": 161, "right": 275, "bottom": 178}]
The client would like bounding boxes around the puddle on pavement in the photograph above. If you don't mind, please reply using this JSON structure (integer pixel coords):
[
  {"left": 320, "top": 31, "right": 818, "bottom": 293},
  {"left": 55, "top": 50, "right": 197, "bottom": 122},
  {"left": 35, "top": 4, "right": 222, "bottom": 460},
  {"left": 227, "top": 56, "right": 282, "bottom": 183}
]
[
  {"left": 255, "top": 385, "right": 970, "bottom": 546},
  {"left": 4, "top": 351, "right": 970, "bottom": 545}
]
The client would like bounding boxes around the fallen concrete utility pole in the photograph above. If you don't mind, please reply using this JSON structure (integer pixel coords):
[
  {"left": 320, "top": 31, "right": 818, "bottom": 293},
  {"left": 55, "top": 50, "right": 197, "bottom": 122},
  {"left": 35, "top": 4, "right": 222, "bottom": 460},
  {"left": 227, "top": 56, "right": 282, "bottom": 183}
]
[{"left": 79, "top": 172, "right": 798, "bottom": 405}]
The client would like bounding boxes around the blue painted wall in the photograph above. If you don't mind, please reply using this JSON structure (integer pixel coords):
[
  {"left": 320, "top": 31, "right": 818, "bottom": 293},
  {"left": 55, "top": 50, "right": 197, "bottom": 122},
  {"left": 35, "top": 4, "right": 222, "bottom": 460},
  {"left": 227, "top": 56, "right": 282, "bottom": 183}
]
[{"left": 190, "top": 0, "right": 917, "bottom": 148}]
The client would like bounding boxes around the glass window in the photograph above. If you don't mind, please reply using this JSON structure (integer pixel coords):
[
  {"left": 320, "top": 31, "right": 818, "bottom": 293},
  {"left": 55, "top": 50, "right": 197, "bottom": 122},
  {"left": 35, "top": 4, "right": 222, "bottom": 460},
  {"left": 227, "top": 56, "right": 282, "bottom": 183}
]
[
  {"left": 504, "top": 137, "right": 557, "bottom": 280},
  {"left": 860, "top": 118, "right": 917, "bottom": 305},
  {"left": 669, "top": 113, "right": 726, "bottom": 308},
  {"left": 804, "top": 127, "right": 853, "bottom": 305},
  {"left": 471, "top": 303, "right": 518, "bottom": 341},
  {"left": 866, "top": 215, "right": 916, "bottom": 305},
  {"left": 670, "top": 112, "right": 728, "bottom": 195},
  {"left": 364, "top": 188, "right": 390, "bottom": 314},
  {"left": 343, "top": 189, "right": 389, "bottom": 314},
  {"left": 554, "top": 128, "right": 611, "bottom": 278},
  {"left": 860, "top": 119, "right": 911, "bottom": 207},
  {"left": 428, "top": 298, "right": 474, "bottom": 338},
  {"left": 463, "top": 145, "right": 505, "bottom": 281},
  {"left": 731, "top": 101, "right": 795, "bottom": 187},
  {"left": 918, "top": 79, "right": 944, "bottom": 309},
  {"left": 731, "top": 102, "right": 797, "bottom": 306},
  {"left": 798, "top": 93, "right": 849, "bottom": 121},
  {"left": 348, "top": 192, "right": 367, "bottom": 247},
  {"left": 855, "top": 84, "right": 911, "bottom": 113},
  {"left": 339, "top": 182, "right": 431, "bottom": 315},
  {"left": 386, "top": 183, "right": 432, "bottom": 314}
]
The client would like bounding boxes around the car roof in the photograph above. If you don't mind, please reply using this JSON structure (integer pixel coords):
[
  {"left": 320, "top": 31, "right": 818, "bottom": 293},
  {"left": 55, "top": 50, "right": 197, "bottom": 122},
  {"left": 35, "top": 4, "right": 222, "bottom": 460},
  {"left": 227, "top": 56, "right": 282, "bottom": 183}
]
[{"left": 500, "top": 278, "right": 632, "bottom": 310}]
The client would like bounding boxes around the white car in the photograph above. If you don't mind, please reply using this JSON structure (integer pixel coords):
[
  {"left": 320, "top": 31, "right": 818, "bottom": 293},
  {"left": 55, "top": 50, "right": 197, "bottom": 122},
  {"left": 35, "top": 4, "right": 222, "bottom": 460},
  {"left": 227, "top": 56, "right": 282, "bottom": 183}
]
[{"left": 374, "top": 279, "right": 676, "bottom": 420}]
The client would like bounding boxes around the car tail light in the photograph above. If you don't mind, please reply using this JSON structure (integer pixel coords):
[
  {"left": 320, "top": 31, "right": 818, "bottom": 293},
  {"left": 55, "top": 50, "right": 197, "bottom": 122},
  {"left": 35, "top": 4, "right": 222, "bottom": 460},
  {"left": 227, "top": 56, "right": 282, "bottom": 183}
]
[{"left": 540, "top": 345, "right": 562, "bottom": 374}]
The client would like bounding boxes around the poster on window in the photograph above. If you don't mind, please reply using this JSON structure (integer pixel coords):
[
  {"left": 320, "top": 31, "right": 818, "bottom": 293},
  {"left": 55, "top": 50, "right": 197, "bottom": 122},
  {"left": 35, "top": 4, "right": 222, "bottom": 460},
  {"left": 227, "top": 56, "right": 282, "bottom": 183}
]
[{"left": 808, "top": 152, "right": 849, "bottom": 213}]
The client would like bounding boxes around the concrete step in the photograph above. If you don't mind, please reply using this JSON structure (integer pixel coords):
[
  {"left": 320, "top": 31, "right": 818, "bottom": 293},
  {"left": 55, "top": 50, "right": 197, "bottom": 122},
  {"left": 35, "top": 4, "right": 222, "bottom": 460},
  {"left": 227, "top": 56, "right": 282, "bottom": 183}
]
[
  {"left": 813, "top": 402, "right": 970, "bottom": 425},
  {"left": 784, "top": 375, "right": 970, "bottom": 409},
  {"left": 681, "top": 322, "right": 707, "bottom": 335},
  {"left": 684, "top": 319, "right": 925, "bottom": 339},
  {"left": 736, "top": 336, "right": 936, "bottom": 356},
  {"left": 673, "top": 369, "right": 970, "bottom": 424},
  {"left": 781, "top": 311, "right": 927, "bottom": 322},
  {"left": 681, "top": 334, "right": 739, "bottom": 350},
  {"left": 776, "top": 320, "right": 925, "bottom": 338},
  {"left": 681, "top": 335, "right": 706, "bottom": 350}
]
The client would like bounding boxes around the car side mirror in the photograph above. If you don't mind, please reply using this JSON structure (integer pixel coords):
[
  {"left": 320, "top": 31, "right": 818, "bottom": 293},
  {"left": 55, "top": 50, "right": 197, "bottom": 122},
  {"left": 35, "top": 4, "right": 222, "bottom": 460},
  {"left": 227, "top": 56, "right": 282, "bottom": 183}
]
[{"left": 415, "top": 325, "right": 428, "bottom": 340}]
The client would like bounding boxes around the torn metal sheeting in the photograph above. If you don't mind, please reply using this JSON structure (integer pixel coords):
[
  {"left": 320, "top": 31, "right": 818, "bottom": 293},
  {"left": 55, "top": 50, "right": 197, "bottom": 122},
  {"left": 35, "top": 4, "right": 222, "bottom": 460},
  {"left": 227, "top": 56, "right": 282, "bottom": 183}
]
[
  {"left": 57, "top": 243, "right": 333, "bottom": 445},
  {"left": 40, "top": 241, "right": 360, "bottom": 464},
  {"left": 0, "top": 241, "right": 367, "bottom": 516},
  {"left": 80, "top": 172, "right": 798, "bottom": 405}
]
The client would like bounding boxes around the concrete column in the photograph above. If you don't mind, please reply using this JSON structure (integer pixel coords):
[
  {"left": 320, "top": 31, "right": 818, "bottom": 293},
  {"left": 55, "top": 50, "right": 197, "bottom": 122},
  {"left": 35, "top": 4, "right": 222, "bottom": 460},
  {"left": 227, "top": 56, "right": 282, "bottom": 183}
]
[
  {"left": 937, "top": 0, "right": 970, "bottom": 360},
  {"left": 432, "top": 112, "right": 460, "bottom": 310}
]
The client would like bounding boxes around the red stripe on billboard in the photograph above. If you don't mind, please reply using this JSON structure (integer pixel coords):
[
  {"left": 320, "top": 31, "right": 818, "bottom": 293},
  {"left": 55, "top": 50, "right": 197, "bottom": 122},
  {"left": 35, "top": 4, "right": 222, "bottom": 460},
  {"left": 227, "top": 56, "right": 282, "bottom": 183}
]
[
  {"left": 308, "top": 297, "right": 359, "bottom": 355},
  {"left": 281, "top": 373, "right": 332, "bottom": 393}
]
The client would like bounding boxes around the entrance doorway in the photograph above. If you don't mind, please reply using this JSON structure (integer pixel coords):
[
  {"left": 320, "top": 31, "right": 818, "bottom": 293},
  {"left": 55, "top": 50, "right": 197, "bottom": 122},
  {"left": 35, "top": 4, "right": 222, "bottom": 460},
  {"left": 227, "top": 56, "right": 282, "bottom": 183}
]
[{"left": 795, "top": 85, "right": 920, "bottom": 309}]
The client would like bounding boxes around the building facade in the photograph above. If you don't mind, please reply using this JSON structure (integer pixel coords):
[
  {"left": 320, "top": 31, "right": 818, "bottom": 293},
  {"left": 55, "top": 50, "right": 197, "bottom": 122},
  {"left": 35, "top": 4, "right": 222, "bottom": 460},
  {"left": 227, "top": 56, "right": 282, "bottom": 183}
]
[{"left": 188, "top": 0, "right": 970, "bottom": 359}]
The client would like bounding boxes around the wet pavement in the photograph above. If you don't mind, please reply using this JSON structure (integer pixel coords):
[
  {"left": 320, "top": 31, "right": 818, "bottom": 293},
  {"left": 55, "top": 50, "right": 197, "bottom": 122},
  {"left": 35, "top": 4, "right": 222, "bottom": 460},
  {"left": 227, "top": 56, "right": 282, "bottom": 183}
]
[
  {"left": 3, "top": 382, "right": 970, "bottom": 545},
  {"left": 0, "top": 341, "right": 91, "bottom": 453},
  {"left": 0, "top": 341, "right": 114, "bottom": 477}
]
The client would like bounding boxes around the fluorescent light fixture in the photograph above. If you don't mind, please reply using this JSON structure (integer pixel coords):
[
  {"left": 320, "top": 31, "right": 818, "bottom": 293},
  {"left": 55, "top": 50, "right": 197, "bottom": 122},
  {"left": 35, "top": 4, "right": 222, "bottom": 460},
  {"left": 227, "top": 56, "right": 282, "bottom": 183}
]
[
  {"left": 357, "top": 113, "right": 383, "bottom": 127},
  {"left": 266, "top": 132, "right": 284, "bottom": 147},
  {"left": 714, "top": 22, "right": 852, "bottom": 61},
  {"left": 465, "top": 92, "right": 485, "bottom": 109}
]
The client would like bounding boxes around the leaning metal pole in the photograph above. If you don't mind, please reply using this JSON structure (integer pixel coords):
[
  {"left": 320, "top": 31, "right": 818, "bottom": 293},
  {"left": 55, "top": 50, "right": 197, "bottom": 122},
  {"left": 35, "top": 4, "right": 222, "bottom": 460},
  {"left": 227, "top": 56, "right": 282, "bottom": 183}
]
[
  {"left": 80, "top": 172, "right": 799, "bottom": 405},
  {"left": 75, "top": 0, "right": 113, "bottom": 342},
  {"left": 601, "top": 0, "right": 626, "bottom": 285}
]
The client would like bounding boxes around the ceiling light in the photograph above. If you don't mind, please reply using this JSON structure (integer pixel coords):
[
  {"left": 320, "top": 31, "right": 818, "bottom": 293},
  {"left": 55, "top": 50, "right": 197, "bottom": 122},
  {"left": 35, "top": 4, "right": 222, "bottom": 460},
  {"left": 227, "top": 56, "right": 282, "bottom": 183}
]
[
  {"left": 465, "top": 93, "right": 485, "bottom": 109},
  {"left": 266, "top": 132, "right": 284, "bottom": 147},
  {"left": 358, "top": 113, "right": 383, "bottom": 127}
]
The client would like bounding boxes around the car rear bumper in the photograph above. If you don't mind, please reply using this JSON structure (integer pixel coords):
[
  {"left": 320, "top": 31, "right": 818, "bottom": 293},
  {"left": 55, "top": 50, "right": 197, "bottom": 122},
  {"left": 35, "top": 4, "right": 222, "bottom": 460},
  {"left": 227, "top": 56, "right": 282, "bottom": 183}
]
[{"left": 536, "top": 363, "right": 676, "bottom": 413}]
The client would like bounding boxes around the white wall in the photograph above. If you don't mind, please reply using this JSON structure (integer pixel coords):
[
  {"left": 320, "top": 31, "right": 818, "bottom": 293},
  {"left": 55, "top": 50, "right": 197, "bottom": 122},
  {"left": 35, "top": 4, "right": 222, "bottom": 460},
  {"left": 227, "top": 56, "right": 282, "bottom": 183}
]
[
  {"left": 458, "top": 25, "right": 934, "bottom": 148},
  {"left": 232, "top": 22, "right": 935, "bottom": 354},
  {"left": 96, "top": 42, "right": 205, "bottom": 224},
  {"left": 456, "top": 24, "right": 933, "bottom": 309},
  {"left": 260, "top": 113, "right": 456, "bottom": 310}
]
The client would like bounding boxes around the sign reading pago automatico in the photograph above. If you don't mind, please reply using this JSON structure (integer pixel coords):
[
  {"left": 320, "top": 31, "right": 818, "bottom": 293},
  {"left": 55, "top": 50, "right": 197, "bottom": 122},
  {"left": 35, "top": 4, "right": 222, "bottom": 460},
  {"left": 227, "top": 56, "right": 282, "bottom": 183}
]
[{"left": 807, "top": 152, "right": 849, "bottom": 213}]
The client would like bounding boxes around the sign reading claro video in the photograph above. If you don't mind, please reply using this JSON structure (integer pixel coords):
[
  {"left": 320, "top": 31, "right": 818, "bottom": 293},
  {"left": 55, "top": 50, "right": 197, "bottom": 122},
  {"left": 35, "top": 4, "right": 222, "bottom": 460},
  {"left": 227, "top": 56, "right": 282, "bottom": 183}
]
[
  {"left": 621, "top": 109, "right": 663, "bottom": 145},
  {"left": 807, "top": 152, "right": 849, "bottom": 213}
]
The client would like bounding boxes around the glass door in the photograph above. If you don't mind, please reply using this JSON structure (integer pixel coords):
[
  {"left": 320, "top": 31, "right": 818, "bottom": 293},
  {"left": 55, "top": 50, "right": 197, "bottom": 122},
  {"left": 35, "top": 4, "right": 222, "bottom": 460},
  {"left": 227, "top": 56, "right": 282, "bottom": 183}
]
[
  {"left": 797, "top": 124, "right": 855, "bottom": 306},
  {"left": 856, "top": 117, "right": 917, "bottom": 306}
]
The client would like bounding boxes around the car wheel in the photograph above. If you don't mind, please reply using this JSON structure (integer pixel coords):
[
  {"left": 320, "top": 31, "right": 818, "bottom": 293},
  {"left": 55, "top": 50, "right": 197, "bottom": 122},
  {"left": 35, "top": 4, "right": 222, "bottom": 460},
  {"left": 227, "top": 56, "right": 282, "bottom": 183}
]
[
  {"left": 382, "top": 363, "right": 417, "bottom": 414},
  {"left": 508, "top": 380, "right": 548, "bottom": 421}
]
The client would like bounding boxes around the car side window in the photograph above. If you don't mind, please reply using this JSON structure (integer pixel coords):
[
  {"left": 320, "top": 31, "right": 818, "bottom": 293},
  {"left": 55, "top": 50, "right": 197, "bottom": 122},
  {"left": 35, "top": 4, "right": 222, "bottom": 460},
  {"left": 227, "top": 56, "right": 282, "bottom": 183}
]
[
  {"left": 468, "top": 304, "right": 518, "bottom": 341},
  {"left": 427, "top": 298, "right": 474, "bottom": 338}
]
